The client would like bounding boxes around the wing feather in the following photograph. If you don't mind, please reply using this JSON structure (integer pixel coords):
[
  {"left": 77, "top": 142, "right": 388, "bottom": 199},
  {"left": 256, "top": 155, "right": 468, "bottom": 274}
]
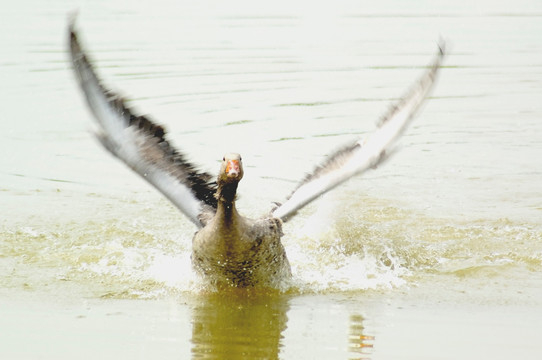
[
  {"left": 68, "top": 20, "right": 217, "bottom": 227},
  {"left": 272, "top": 43, "right": 446, "bottom": 221}
]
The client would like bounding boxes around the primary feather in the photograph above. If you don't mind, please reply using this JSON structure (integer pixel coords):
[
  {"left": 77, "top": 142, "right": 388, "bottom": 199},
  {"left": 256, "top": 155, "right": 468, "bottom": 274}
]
[
  {"left": 272, "top": 43, "right": 445, "bottom": 221},
  {"left": 69, "top": 21, "right": 217, "bottom": 227}
]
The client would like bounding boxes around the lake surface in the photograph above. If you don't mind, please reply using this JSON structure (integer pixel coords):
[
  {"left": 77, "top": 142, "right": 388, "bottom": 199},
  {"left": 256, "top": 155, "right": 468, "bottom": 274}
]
[{"left": 1, "top": 0, "right": 542, "bottom": 359}]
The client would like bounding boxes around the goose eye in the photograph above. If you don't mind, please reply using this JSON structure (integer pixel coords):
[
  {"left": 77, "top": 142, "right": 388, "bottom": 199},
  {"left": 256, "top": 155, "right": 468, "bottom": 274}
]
[{"left": 222, "top": 156, "right": 225, "bottom": 161}]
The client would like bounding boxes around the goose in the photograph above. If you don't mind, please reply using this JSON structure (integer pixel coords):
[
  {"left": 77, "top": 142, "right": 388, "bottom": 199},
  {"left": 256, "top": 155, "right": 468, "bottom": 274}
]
[{"left": 68, "top": 20, "right": 445, "bottom": 289}]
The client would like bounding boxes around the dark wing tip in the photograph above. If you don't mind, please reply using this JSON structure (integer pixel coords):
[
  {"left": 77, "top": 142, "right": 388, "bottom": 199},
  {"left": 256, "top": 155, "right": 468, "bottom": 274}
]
[
  {"left": 437, "top": 36, "right": 449, "bottom": 57},
  {"left": 438, "top": 39, "right": 445, "bottom": 56},
  {"left": 68, "top": 12, "right": 80, "bottom": 53}
]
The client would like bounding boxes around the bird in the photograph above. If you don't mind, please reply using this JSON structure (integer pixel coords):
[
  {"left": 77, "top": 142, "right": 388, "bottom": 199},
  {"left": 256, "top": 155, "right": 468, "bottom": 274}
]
[{"left": 68, "top": 19, "right": 445, "bottom": 289}]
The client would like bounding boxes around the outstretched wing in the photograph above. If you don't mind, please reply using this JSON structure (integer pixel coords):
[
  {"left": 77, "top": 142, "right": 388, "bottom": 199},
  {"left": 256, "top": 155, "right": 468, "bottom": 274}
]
[
  {"left": 272, "top": 43, "right": 446, "bottom": 221},
  {"left": 68, "top": 20, "right": 217, "bottom": 227}
]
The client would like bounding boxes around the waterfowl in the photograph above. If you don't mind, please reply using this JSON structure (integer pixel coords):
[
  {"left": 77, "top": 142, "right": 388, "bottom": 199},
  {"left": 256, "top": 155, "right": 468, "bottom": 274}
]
[{"left": 68, "top": 20, "right": 445, "bottom": 288}]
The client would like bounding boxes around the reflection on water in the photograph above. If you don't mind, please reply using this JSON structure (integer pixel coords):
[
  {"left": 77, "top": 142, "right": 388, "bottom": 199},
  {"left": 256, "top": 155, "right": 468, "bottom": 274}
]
[
  {"left": 190, "top": 289, "right": 290, "bottom": 359},
  {"left": 348, "top": 314, "right": 374, "bottom": 360},
  {"left": 188, "top": 290, "right": 375, "bottom": 360}
]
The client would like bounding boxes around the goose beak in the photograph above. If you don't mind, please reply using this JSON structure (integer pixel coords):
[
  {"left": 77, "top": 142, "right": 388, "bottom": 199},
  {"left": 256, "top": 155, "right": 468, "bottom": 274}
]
[{"left": 226, "top": 159, "right": 241, "bottom": 177}]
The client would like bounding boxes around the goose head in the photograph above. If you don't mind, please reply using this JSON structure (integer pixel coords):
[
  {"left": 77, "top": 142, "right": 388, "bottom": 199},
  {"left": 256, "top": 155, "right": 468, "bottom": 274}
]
[{"left": 218, "top": 153, "right": 244, "bottom": 185}]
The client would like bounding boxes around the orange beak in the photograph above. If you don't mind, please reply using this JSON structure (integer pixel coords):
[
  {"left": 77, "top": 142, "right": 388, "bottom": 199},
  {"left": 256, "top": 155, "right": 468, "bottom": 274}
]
[{"left": 225, "top": 159, "right": 240, "bottom": 177}]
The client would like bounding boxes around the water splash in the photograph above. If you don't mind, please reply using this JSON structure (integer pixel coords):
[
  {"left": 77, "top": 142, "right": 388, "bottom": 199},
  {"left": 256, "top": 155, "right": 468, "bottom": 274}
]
[{"left": 2, "top": 195, "right": 541, "bottom": 298}]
